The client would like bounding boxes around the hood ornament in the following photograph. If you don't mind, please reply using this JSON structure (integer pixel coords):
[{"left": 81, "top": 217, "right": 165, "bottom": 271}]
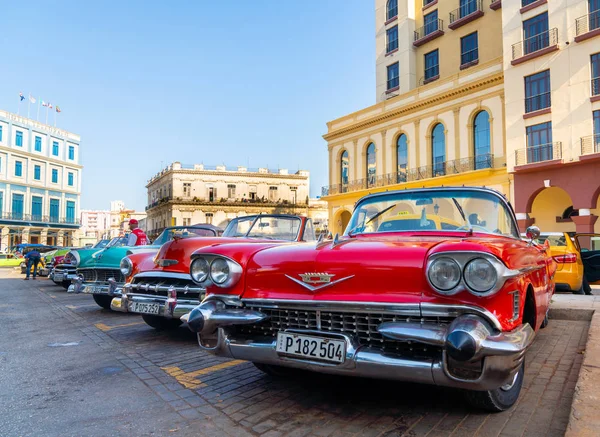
[{"left": 285, "top": 272, "right": 354, "bottom": 292}]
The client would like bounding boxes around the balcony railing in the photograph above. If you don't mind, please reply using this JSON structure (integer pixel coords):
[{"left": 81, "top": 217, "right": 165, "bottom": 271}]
[
  {"left": 0, "top": 213, "right": 80, "bottom": 225},
  {"left": 592, "top": 77, "right": 600, "bottom": 96},
  {"left": 581, "top": 134, "right": 600, "bottom": 156},
  {"left": 414, "top": 19, "right": 444, "bottom": 44},
  {"left": 525, "top": 91, "right": 551, "bottom": 113},
  {"left": 461, "top": 48, "right": 479, "bottom": 67},
  {"left": 321, "top": 154, "right": 494, "bottom": 197},
  {"left": 512, "top": 28, "right": 558, "bottom": 61},
  {"left": 575, "top": 10, "right": 600, "bottom": 38},
  {"left": 449, "top": 0, "right": 483, "bottom": 28},
  {"left": 515, "top": 143, "right": 562, "bottom": 166}
]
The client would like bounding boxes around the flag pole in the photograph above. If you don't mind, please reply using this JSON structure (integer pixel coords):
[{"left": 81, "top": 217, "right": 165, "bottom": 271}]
[
  {"left": 27, "top": 97, "right": 31, "bottom": 118},
  {"left": 54, "top": 109, "right": 57, "bottom": 127},
  {"left": 36, "top": 100, "right": 40, "bottom": 121},
  {"left": 45, "top": 105, "right": 49, "bottom": 125}
]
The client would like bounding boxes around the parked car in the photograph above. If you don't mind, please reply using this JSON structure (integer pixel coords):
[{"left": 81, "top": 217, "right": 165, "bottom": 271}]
[
  {"left": 111, "top": 214, "right": 316, "bottom": 329},
  {"left": 19, "top": 246, "right": 56, "bottom": 275},
  {"left": 572, "top": 233, "right": 600, "bottom": 292},
  {"left": 69, "top": 226, "right": 222, "bottom": 309},
  {"left": 183, "top": 187, "right": 556, "bottom": 412},
  {"left": 0, "top": 253, "right": 23, "bottom": 268}
]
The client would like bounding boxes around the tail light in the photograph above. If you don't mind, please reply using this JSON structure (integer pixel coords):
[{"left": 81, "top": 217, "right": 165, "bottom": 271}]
[{"left": 552, "top": 253, "right": 577, "bottom": 263}]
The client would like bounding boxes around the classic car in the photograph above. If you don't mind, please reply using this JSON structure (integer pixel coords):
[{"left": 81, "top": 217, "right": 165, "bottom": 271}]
[
  {"left": 111, "top": 214, "right": 316, "bottom": 329},
  {"left": 182, "top": 187, "right": 556, "bottom": 412},
  {"left": 19, "top": 246, "right": 57, "bottom": 275},
  {"left": 68, "top": 226, "right": 222, "bottom": 309},
  {"left": 0, "top": 253, "right": 23, "bottom": 268},
  {"left": 50, "top": 242, "right": 113, "bottom": 288}
]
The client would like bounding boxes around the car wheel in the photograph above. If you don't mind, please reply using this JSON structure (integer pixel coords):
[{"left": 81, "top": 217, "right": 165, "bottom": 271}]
[
  {"left": 253, "top": 362, "right": 301, "bottom": 378},
  {"left": 464, "top": 361, "right": 525, "bottom": 412},
  {"left": 61, "top": 281, "right": 71, "bottom": 290},
  {"left": 141, "top": 314, "right": 182, "bottom": 330},
  {"left": 92, "top": 294, "right": 113, "bottom": 310},
  {"left": 541, "top": 312, "right": 549, "bottom": 329}
]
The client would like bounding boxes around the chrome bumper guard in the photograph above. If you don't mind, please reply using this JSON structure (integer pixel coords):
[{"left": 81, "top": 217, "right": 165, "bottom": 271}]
[
  {"left": 68, "top": 276, "right": 121, "bottom": 296},
  {"left": 183, "top": 297, "right": 535, "bottom": 391}
]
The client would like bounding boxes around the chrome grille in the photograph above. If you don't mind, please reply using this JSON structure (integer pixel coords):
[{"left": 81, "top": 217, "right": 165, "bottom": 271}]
[
  {"left": 79, "top": 269, "right": 124, "bottom": 284},
  {"left": 128, "top": 276, "right": 204, "bottom": 299},
  {"left": 237, "top": 307, "right": 452, "bottom": 357}
]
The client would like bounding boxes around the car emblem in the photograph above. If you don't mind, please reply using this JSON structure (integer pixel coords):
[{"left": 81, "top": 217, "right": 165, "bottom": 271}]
[{"left": 285, "top": 272, "right": 354, "bottom": 292}]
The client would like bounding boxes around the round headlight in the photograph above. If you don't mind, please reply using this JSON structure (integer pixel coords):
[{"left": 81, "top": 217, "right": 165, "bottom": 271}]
[
  {"left": 190, "top": 257, "right": 210, "bottom": 283},
  {"left": 120, "top": 257, "right": 133, "bottom": 277},
  {"left": 210, "top": 258, "right": 230, "bottom": 284},
  {"left": 464, "top": 258, "right": 497, "bottom": 293},
  {"left": 65, "top": 251, "right": 79, "bottom": 267},
  {"left": 428, "top": 257, "right": 461, "bottom": 291}
]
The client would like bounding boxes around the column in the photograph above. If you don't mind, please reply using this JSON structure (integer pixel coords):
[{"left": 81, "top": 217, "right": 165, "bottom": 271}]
[
  {"left": 571, "top": 212, "right": 599, "bottom": 250},
  {"left": 1, "top": 227, "right": 9, "bottom": 251},
  {"left": 21, "top": 227, "right": 30, "bottom": 245},
  {"left": 57, "top": 231, "right": 64, "bottom": 247},
  {"left": 40, "top": 229, "right": 48, "bottom": 245}
]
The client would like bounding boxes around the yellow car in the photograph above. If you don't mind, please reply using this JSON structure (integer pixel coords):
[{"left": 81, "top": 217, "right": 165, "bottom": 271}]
[
  {"left": 20, "top": 257, "right": 47, "bottom": 275},
  {"left": 0, "top": 253, "right": 24, "bottom": 268}
]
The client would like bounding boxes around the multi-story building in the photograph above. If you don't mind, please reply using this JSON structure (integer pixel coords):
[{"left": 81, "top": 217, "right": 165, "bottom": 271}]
[
  {"left": 323, "top": 0, "right": 508, "bottom": 235},
  {"left": 502, "top": 0, "right": 600, "bottom": 234},
  {"left": 80, "top": 209, "right": 111, "bottom": 239},
  {"left": 145, "top": 162, "right": 317, "bottom": 238},
  {"left": 0, "top": 110, "right": 82, "bottom": 249}
]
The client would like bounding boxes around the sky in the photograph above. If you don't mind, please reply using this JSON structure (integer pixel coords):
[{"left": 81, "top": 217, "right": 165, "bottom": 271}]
[{"left": 0, "top": 1, "right": 374, "bottom": 211}]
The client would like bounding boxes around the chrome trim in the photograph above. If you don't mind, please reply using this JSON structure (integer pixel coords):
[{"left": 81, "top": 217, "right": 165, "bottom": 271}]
[
  {"left": 420, "top": 303, "right": 502, "bottom": 331},
  {"left": 204, "top": 294, "right": 244, "bottom": 307},
  {"left": 184, "top": 299, "right": 267, "bottom": 334},
  {"left": 284, "top": 274, "right": 355, "bottom": 292},
  {"left": 240, "top": 298, "right": 421, "bottom": 316},
  {"left": 127, "top": 282, "right": 204, "bottom": 294},
  {"left": 377, "top": 323, "right": 446, "bottom": 346},
  {"left": 80, "top": 283, "right": 123, "bottom": 297},
  {"left": 133, "top": 271, "right": 192, "bottom": 280}
]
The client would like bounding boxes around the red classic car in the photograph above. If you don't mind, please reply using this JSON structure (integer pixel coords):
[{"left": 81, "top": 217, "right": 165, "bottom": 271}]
[
  {"left": 111, "top": 214, "right": 317, "bottom": 329},
  {"left": 183, "top": 187, "right": 556, "bottom": 412}
]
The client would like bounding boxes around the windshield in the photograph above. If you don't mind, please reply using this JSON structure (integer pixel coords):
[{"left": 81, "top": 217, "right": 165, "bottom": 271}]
[
  {"left": 346, "top": 189, "right": 519, "bottom": 238},
  {"left": 106, "top": 237, "right": 129, "bottom": 248},
  {"left": 222, "top": 217, "right": 256, "bottom": 237},
  {"left": 93, "top": 239, "right": 110, "bottom": 248},
  {"left": 152, "top": 226, "right": 217, "bottom": 246},
  {"left": 246, "top": 216, "right": 302, "bottom": 241}
]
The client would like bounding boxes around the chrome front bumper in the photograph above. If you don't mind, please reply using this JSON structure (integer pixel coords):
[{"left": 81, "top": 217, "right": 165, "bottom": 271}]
[
  {"left": 52, "top": 270, "right": 77, "bottom": 283},
  {"left": 111, "top": 293, "right": 201, "bottom": 320},
  {"left": 68, "top": 276, "right": 122, "bottom": 296},
  {"left": 183, "top": 298, "right": 535, "bottom": 391}
]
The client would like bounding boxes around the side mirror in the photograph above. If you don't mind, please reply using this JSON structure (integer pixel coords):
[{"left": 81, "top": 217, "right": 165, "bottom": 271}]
[{"left": 525, "top": 226, "right": 540, "bottom": 242}]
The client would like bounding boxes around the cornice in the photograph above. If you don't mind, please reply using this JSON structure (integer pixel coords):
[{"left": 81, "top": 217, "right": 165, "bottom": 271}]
[{"left": 146, "top": 170, "right": 309, "bottom": 188}]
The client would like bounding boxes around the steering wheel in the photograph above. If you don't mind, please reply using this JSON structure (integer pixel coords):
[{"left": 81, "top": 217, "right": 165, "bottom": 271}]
[{"left": 456, "top": 225, "right": 489, "bottom": 232}]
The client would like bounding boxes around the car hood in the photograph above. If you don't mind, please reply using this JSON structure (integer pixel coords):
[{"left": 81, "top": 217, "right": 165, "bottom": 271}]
[{"left": 78, "top": 245, "right": 160, "bottom": 269}]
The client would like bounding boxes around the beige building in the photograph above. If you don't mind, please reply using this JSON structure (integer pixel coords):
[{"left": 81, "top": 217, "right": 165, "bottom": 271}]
[{"left": 145, "top": 162, "right": 326, "bottom": 238}]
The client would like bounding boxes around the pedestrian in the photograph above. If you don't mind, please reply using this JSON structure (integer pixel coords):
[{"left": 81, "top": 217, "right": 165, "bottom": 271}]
[
  {"left": 127, "top": 219, "right": 149, "bottom": 246},
  {"left": 24, "top": 249, "right": 42, "bottom": 280}
]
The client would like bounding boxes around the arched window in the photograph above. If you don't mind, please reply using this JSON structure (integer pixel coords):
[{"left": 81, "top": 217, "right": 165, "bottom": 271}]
[
  {"left": 396, "top": 134, "right": 408, "bottom": 183},
  {"left": 473, "top": 111, "right": 491, "bottom": 170},
  {"left": 366, "top": 143, "right": 376, "bottom": 188},
  {"left": 431, "top": 124, "right": 445, "bottom": 177},
  {"left": 340, "top": 150, "right": 349, "bottom": 192},
  {"left": 387, "top": 0, "right": 398, "bottom": 20}
]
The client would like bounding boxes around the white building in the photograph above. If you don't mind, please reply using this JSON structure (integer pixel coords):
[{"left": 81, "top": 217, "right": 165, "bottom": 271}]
[
  {"left": 80, "top": 210, "right": 111, "bottom": 240},
  {"left": 0, "top": 109, "right": 82, "bottom": 249}
]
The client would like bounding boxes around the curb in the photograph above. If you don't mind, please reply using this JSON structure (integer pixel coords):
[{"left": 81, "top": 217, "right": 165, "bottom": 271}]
[{"left": 549, "top": 307, "right": 594, "bottom": 322}]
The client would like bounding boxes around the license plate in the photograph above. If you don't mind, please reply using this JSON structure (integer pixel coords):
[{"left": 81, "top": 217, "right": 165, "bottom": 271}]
[
  {"left": 91, "top": 286, "right": 107, "bottom": 294},
  {"left": 54, "top": 273, "right": 64, "bottom": 281},
  {"left": 276, "top": 332, "right": 346, "bottom": 364},
  {"left": 129, "top": 302, "right": 160, "bottom": 315}
]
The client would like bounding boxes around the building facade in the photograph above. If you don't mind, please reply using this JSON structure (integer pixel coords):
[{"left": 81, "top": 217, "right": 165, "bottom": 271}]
[
  {"left": 502, "top": 0, "right": 600, "bottom": 234},
  {"left": 145, "top": 162, "right": 322, "bottom": 238},
  {"left": 80, "top": 209, "right": 111, "bottom": 239},
  {"left": 323, "top": 0, "right": 508, "bottom": 235},
  {"left": 0, "top": 110, "right": 82, "bottom": 249}
]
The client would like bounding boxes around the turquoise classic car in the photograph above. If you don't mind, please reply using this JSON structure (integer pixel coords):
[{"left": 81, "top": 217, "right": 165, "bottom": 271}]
[{"left": 67, "top": 226, "right": 222, "bottom": 309}]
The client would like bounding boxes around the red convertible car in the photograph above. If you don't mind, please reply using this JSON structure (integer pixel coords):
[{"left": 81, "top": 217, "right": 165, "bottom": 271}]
[
  {"left": 111, "top": 214, "right": 316, "bottom": 329},
  {"left": 183, "top": 187, "right": 556, "bottom": 412}
]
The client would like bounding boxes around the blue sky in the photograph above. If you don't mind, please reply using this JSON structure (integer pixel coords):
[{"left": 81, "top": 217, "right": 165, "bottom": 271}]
[{"left": 1, "top": 1, "right": 374, "bottom": 211}]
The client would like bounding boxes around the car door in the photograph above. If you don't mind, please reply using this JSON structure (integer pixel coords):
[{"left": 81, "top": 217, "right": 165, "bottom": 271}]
[{"left": 574, "top": 234, "right": 600, "bottom": 285}]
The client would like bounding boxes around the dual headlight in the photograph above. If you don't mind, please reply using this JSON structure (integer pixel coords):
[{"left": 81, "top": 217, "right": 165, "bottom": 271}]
[
  {"left": 190, "top": 256, "right": 241, "bottom": 288},
  {"left": 120, "top": 257, "right": 133, "bottom": 277},
  {"left": 427, "top": 254, "right": 509, "bottom": 296}
]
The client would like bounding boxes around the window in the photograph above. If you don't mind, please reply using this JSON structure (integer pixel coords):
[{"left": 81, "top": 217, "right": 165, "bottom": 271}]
[
  {"left": 290, "top": 186, "right": 298, "bottom": 204},
  {"left": 366, "top": 142, "right": 376, "bottom": 187},
  {"left": 523, "top": 13, "right": 549, "bottom": 55},
  {"left": 50, "top": 199, "right": 60, "bottom": 222},
  {"left": 424, "top": 0, "right": 436, "bottom": 5},
  {"left": 183, "top": 217, "right": 191, "bottom": 226},
  {"left": 52, "top": 141, "right": 59, "bottom": 156},
  {"left": 522, "top": 0, "right": 538, "bottom": 6},
  {"left": 34, "top": 136, "right": 42, "bottom": 152},
  {"left": 183, "top": 182, "right": 191, "bottom": 197},
  {"left": 0, "top": 192, "right": 3, "bottom": 217},
  {"left": 52, "top": 169, "right": 58, "bottom": 183},
  {"left": 68, "top": 145, "right": 75, "bottom": 160},
  {"left": 66, "top": 201, "right": 75, "bottom": 224},
  {"left": 68, "top": 172, "right": 74, "bottom": 186},
  {"left": 15, "top": 131, "right": 23, "bottom": 147},
  {"left": 526, "top": 122, "right": 553, "bottom": 163},
  {"left": 473, "top": 111, "right": 492, "bottom": 169},
  {"left": 594, "top": 110, "right": 600, "bottom": 152},
  {"left": 432, "top": 124, "right": 446, "bottom": 176},
  {"left": 592, "top": 53, "right": 600, "bottom": 96},
  {"left": 268, "top": 186, "right": 278, "bottom": 202},
  {"left": 12, "top": 194, "right": 24, "bottom": 220},
  {"left": 15, "top": 161, "right": 22, "bottom": 177},
  {"left": 459, "top": 0, "right": 477, "bottom": 18},
  {"left": 227, "top": 184, "right": 236, "bottom": 199},
  {"left": 340, "top": 150, "right": 349, "bottom": 190},
  {"left": 31, "top": 196, "right": 43, "bottom": 221},
  {"left": 387, "top": 62, "right": 400, "bottom": 90},
  {"left": 386, "top": 25, "right": 398, "bottom": 53},
  {"left": 396, "top": 134, "right": 408, "bottom": 183},
  {"left": 34, "top": 165, "right": 41, "bottom": 181},
  {"left": 387, "top": 0, "right": 398, "bottom": 20},
  {"left": 460, "top": 32, "right": 478, "bottom": 66},
  {"left": 424, "top": 49, "right": 439, "bottom": 81},
  {"left": 525, "top": 70, "right": 551, "bottom": 113},
  {"left": 424, "top": 10, "right": 439, "bottom": 36},
  {"left": 0, "top": 125, "right": 2, "bottom": 142},
  {"left": 205, "top": 212, "right": 213, "bottom": 224},
  {"left": 590, "top": 0, "right": 600, "bottom": 32}
]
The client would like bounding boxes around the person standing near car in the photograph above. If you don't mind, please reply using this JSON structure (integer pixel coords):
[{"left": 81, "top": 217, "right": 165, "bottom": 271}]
[
  {"left": 24, "top": 249, "right": 42, "bottom": 280},
  {"left": 127, "top": 219, "right": 148, "bottom": 246}
]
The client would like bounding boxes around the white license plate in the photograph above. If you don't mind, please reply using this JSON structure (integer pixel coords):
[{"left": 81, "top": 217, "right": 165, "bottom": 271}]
[
  {"left": 276, "top": 332, "right": 346, "bottom": 364},
  {"left": 91, "top": 286, "right": 107, "bottom": 294},
  {"left": 129, "top": 302, "right": 160, "bottom": 315},
  {"left": 54, "top": 273, "right": 64, "bottom": 281}
]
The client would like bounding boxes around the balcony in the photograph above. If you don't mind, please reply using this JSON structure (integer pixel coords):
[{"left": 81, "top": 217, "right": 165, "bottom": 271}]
[
  {"left": 414, "top": 19, "right": 444, "bottom": 47},
  {"left": 581, "top": 134, "right": 600, "bottom": 156},
  {"left": 146, "top": 196, "right": 308, "bottom": 211},
  {"left": 515, "top": 143, "right": 562, "bottom": 168},
  {"left": 592, "top": 77, "right": 600, "bottom": 101},
  {"left": 524, "top": 91, "right": 551, "bottom": 118},
  {"left": 490, "top": 0, "right": 502, "bottom": 10},
  {"left": 321, "top": 154, "right": 494, "bottom": 197},
  {"left": 575, "top": 10, "right": 600, "bottom": 42},
  {"left": 449, "top": 0, "right": 483, "bottom": 30},
  {"left": 511, "top": 28, "right": 558, "bottom": 66},
  {"left": 0, "top": 213, "right": 80, "bottom": 226}
]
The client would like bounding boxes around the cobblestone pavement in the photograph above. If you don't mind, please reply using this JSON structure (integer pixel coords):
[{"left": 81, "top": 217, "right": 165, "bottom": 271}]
[{"left": 0, "top": 270, "right": 589, "bottom": 437}]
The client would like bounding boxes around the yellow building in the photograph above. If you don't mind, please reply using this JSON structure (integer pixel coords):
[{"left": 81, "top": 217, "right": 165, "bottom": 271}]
[{"left": 322, "top": 0, "right": 509, "bottom": 235}]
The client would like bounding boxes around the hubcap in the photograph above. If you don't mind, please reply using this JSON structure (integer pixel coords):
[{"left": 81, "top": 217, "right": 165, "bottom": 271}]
[{"left": 500, "top": 371, "right": 519, "bottom": 391}]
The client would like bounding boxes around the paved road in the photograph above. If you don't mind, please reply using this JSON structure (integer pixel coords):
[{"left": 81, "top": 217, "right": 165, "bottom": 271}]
[{"left": 0, "top": 269, "right": 589, "bottom": 437}]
